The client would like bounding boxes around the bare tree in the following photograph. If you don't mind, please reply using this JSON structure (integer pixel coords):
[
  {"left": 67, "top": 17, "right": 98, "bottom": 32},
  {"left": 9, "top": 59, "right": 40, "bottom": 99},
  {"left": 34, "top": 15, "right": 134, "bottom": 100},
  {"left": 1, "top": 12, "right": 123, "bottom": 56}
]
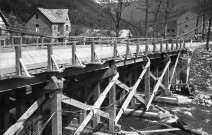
[
  {"left": 137, "top": 0, "right": 153, "bottom": 37},
  {"left": 99, "top": 0, "right": 133, "bottom": 37},
  {"left": 161, "top": 0, "right": 175, "bottom": 38},
  {"left": 150, "top": 0, "right": 163, "bottom": 38}
]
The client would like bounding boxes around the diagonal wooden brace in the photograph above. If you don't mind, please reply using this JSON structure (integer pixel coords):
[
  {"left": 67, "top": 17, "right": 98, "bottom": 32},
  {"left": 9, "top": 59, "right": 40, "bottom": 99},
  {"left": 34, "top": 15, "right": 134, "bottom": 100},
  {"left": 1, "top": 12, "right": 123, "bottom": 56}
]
[
  {"left": 62, "top": 95, "right": 109, "bottom": 119},
  {"left": 50, "top": 55, "right": 63, "bottom": 72},
  {"left": 4, "top": 96, "right": 45, "bottom": 135},
  {"left": 115, "top": 80, "right": 145, "bottom": 104},
  {"left": 74, "top": 73, "right": 119, "bottom": 135},
  {"left": 168, "top": 52, "right": 180, "bottom": 90},
  {"left": 18, "top": 58, "right": 34, "bottom": 78},
  {"left": 150, "top": 72, "right": 167, "bottom": 91},
  {"left": 114, "top": 58, "right": 150, "bottom": 124},
  {"left": 146, "top": 59, "right": 171, "bottom": 111}
]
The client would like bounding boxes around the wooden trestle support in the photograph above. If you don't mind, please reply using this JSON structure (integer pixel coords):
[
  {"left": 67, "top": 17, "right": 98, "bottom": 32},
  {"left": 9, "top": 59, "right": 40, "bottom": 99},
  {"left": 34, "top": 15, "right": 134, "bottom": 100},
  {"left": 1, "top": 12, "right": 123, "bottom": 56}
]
[{"left": 0, "top": 37, "right": 188, "bottom": 135}]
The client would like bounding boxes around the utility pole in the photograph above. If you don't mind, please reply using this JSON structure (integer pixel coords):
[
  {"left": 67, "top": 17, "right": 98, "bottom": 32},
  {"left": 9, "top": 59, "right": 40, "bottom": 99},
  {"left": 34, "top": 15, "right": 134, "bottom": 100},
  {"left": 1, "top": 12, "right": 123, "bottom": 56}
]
[{"left": 206, "top": 17, "right": 211, "bottom": 50}]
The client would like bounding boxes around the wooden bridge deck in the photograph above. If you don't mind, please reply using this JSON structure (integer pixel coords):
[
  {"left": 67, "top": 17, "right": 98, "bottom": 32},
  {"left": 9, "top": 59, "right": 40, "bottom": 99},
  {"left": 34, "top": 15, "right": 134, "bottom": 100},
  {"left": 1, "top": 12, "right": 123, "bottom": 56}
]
[{"left": 0, "top": 41, "right": 208, "bottom": 77}]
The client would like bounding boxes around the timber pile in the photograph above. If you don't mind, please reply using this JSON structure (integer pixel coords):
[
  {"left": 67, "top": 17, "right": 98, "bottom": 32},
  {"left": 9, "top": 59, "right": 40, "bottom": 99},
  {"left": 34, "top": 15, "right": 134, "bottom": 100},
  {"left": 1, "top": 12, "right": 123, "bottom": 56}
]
[{"left": 189, "top": 48, "right": 212, "bottom": 107}]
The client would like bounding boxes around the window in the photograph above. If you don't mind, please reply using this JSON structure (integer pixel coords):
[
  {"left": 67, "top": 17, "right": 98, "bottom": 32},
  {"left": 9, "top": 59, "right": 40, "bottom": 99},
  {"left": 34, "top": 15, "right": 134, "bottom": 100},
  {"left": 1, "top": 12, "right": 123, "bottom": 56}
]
[
  {"left": 167, "top": 29, "right": 171, "bottom": 33},
  {"left": 66, "top": 18, "right": 69, "bottom": 21},
  {"left": 36, "top": 24, "right": 39, "bottom": 32},
  {"left": 54, "top": 25, "right": 57, "bottom": 30},
  {"left": 36, "top": 14, "right": 38, "bottom": 20},
  {"left": 185, "top": 25, "right": 188, "bottom": 28},
  {"left": 186, "top": 17, "right": 188, "bottom": 20},
  {"left": 66, "top": 25, "right": 69, "bottom": 31},
  {"left": 171, "top": 29, "right": 175, "bottom": 32}
]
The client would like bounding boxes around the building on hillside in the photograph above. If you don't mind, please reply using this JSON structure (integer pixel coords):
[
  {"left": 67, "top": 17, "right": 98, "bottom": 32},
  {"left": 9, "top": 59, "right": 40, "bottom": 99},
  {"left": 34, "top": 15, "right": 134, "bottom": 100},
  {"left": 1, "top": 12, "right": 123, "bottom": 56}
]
[
  {"left": 25, "top": 8, "right": 71, "bottom": 37},
  {"left": 166, "top": 11, "right": 203, "bottom": 40},
  {"left": 0, "top": 10, "right": 9, "bottom": 45}
]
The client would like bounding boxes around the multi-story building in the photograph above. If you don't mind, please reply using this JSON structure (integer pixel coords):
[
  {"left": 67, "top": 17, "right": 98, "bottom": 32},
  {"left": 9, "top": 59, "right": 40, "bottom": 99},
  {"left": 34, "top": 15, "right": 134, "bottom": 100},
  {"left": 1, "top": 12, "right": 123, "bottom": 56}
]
[{"left": 25, "top": 8, "right": 71, "bottom": 37}]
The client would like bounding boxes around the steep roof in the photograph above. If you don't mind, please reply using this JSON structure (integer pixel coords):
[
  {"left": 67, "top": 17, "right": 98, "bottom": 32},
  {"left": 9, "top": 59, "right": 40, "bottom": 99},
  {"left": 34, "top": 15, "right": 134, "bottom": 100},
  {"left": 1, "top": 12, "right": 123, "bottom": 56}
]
[
  {"left": 38, "top": 8, "right": 69, "bottom": 23},
  {"left": 26, "top": 8, "right": 69, "bottom": 23}
]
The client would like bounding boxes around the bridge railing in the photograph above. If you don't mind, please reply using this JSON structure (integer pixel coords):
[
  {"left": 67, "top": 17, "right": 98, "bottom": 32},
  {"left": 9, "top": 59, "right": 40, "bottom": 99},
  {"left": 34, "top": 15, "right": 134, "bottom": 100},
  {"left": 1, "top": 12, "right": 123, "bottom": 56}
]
[{"left": 0, "top": 36, "right": 186, "bottom": 78}]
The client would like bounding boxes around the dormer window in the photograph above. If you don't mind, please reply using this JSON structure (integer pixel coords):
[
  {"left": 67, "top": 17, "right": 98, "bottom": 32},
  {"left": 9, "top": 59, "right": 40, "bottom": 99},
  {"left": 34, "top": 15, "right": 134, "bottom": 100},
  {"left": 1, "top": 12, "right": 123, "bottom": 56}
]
[
  {"left": 186, "top": 17, "right": 188, "bottom": 20},
  {"left": 36, "top": 14, "right": 38, "bottom": 20},
  {"left": 66, "top": 18, "right": 68, "bottom": 21}
]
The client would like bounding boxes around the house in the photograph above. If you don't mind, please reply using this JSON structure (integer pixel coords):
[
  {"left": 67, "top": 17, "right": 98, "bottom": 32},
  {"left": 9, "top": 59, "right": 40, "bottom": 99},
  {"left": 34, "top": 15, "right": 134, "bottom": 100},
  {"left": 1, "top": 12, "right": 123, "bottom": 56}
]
[
  {"left": 166, "top": 11, "right": 203, "bottom": 40},
  {"left": 0, "top": 10, "right": 9, "bottom": 45},
  {"left": 25, "top": 8, "right": 71, "bottom": 37}
]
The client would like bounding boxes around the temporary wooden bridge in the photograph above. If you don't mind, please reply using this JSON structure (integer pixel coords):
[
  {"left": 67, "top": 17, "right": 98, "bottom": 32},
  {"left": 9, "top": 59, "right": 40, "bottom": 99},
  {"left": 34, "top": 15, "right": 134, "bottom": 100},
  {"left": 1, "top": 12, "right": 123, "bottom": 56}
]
[{"left": 0, "top": 33, "right": 207, "bottom": 135}]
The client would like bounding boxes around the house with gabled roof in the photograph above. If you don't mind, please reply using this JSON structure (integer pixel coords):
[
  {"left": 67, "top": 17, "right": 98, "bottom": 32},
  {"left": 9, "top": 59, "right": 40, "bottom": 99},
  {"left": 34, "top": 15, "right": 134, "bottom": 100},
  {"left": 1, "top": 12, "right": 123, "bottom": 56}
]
[
  {"left": 0, "top": 10, "right": 9, "bottom": 45},
  {"left": 25, "top": 8, "right": 71, "bottom": 37}
]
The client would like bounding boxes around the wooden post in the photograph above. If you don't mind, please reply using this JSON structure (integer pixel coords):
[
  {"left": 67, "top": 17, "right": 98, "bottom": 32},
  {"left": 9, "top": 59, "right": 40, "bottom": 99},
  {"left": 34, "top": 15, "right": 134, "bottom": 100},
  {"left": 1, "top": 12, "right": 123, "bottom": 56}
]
[
  {"left": 113, "top": 40, "right": 117, "bottom": 58},
  {"left": 80, "top": 86, "right": 88, "bottom": 124},
  {"left": 109, "top": 77, "right": 116, "bottom": 132},
  {"left": 15, "top": 37, "right": 22, "bottom": 76},
  {"left": 91, "top": 39, "right": 95, "bottom": 62},
  {"left": 0, "top": 93, "right": 10, "bottom": 132},
  {"left": 36, "top": 36, "right": 39, "bottom": 46},
  {"left": 47, "top": 38, "right": 53, "bottom": 70},
  {"left": 206, "top": 17, "right": 212, "bottom": 50},
  {"left": 126, "top": 39, "right": 130, "bottom": 57},
  {"left": 136, "top": 40, "right": 139, "bottom": 56},
  {"left": 130, "top": 69, "right": 137, "bottom": 107},
  {"left": 51, "top": 79, "right": 63, "bottom": 135},
  {"left": 160, "top": 40, "right": 163, "bottom": 52},
  {"left": 16, "top": 88, "right": 27, "bottom": 119},
  {"left": 164, "top": 63, "right": 170, "bottom": 96},
  {"left": 93, "top": 82, "right": 100, "bottom": 128},
  {"left": 145, "top": 41, "right": 148, "bottom": 54},
  {"left": 176, "top": 40, "right": 178, "bottom": 50},
  {"left": 171, "top": 39, "right": 174, "bottom": 51},
  {"left": 166, "top": 40, "right": 169, "bottom": 52},
  {"left": 179, "top": 39, "right": 182, "bottom": 50},
  {"left": 145, "top": 67, "right": 150, "bottom": 105},
  {"left": 72, "top": 41, "right": 76, "bottom": 65},
  {"left": 41, "top": 37, "right": 44, "bottom": 48},
  {"left": 153, "top": 40, "right": 156, "bottom": 53}
]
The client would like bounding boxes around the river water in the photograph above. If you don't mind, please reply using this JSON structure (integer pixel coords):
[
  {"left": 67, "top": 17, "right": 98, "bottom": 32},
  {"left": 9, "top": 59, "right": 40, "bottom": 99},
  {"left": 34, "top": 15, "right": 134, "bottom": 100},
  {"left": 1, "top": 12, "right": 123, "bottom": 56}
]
[{"left": 119, "top": 104, "right": 212, "bottom": 135}]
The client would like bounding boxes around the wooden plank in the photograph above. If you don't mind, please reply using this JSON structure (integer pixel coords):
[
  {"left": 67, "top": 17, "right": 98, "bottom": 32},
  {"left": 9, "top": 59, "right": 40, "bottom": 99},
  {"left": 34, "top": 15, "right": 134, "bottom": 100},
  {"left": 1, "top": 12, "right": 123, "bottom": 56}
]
[
  {"left": 115, "top": 80, "right": 145, "bottom": 104},
  {"left": 186, "top": 57, "right": 191, "bottom": 84},
  {"left": 133, "top": 128, "right": 181, "bottom": 133},
  {"left": 3, "top": 96, "right": 45, "bottom": 135},
  {"left": 146, "top": 60, "right": 171, "bottom": 111},
  {"left": 74, "top": 73, "right": 119, "bottom": 135},
  {"left": 62, "top": 95, "right": 110, "bottom": 119},
  {"left": 114, "top": 59, "right": 150, "bottom": 124}
]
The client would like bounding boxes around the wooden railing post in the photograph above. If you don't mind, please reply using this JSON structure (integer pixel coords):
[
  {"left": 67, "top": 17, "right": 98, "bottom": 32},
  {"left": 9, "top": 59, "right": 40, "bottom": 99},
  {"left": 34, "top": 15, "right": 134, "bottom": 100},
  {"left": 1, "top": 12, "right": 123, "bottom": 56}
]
[
  {"left": 183, "top": 40, "right": 186, "bottom": 49},
  {"left": 113, "top": 40, "right": 117, "bottom": 58},
  {"left": 153, "top": 39, "right": 156, "bottom": 53},
  {"left": 145, "top": 41, "right": 148, "bottom": 54},
  {"left": 176, "top": 39, "right": 178, "bottom": 50},
  {"left": 72, "top": 41, "right": 76, "bottom": 65},
  {"left": 91, "top": 39, "right": 95, "bottom": 62},
  {"left": 15, "top": 36, "right": 22, "bottom": 76},
  {"left": 166, "top": 40, "right": 169, "bottom": 52},
  {"left": 136, "top": 39, "right": 139, "bottom": 56},
  {"left": 41, "top": 37, "right": 44, "bottom": 48},
  {"left": 126, "top": 39, "right": 130, "bottom": 57},
  {"left": 47, "top": 38, "right": 53, "bottom": 70},
  {"left": 171, "top": 39, "right": 174, "bottom": 51},
  {"left": 160, "top": 39, "right": 163, "bottom": 52}
]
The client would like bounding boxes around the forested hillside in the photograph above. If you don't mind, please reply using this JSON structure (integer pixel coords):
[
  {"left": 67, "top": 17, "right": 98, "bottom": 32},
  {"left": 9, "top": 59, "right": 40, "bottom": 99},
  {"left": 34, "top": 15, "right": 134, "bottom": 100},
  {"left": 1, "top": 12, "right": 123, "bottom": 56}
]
[{"left": 0, "top": 0, "right": 114, "bottom": 29}]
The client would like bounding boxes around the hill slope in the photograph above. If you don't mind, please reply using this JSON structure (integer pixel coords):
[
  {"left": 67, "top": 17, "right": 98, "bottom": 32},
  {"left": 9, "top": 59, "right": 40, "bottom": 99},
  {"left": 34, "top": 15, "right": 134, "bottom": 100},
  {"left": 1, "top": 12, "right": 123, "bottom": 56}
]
[{"left": 0, "top": 0, "right": 112, "bottom": 29}]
